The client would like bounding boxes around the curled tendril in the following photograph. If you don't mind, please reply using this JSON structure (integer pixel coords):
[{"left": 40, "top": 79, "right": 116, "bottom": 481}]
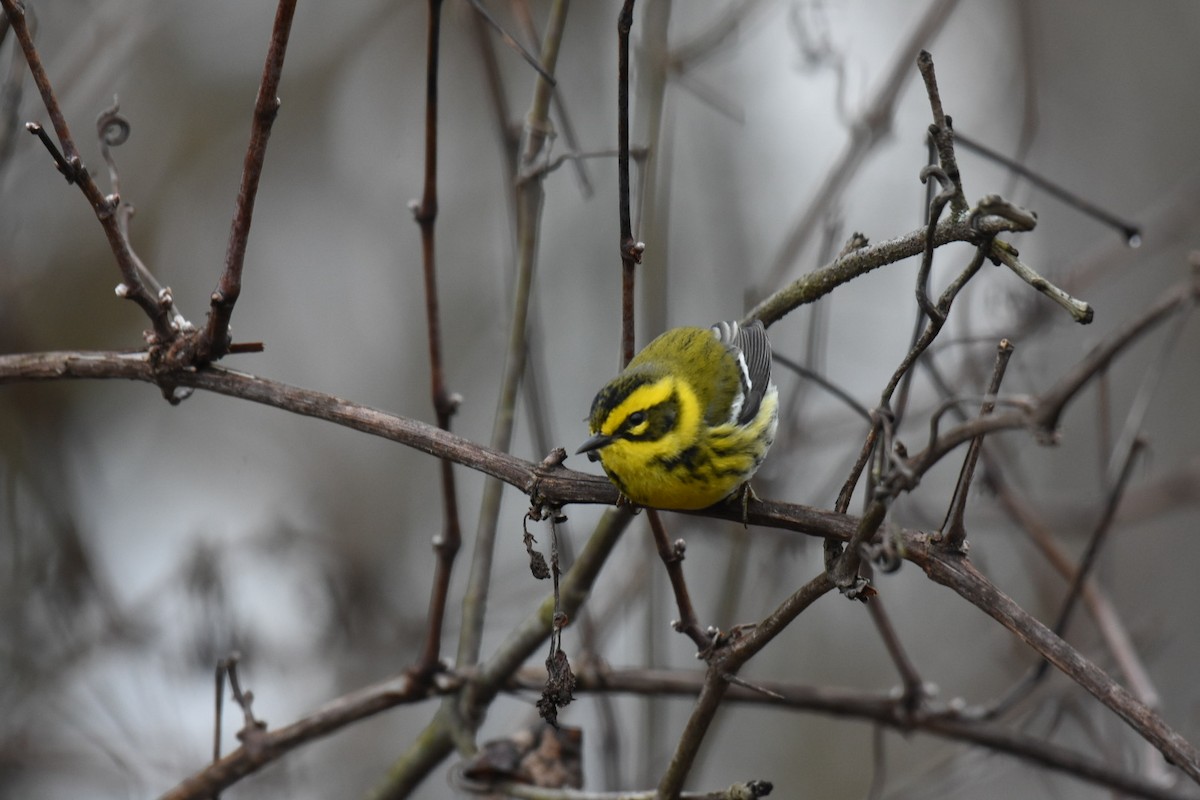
[
  {"left": 919, "top": 163, "right": 954, "bottom": 192},
  {"left": 97, "top": 101, "right": 131, "bottom": 148}
]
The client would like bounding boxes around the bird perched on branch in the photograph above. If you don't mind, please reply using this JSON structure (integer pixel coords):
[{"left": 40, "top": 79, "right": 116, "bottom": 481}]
[{"left": 577, "top": 320, "right": 778, "bottom": 511}]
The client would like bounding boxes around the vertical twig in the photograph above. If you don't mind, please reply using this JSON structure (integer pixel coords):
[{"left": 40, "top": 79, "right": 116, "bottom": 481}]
[
  {"left": 830, "top": 49, "right": 992, "bottom": 526},
  {"left": 1054, "top": 440, "right": 1146, "bottom": 638},
  {"left": 646, "top": 509, "right": 711, "bottom": 651},
  {"left": 937, "top": 338, "right": 1014, "bottom": 552},
  {"left": 0, "top": 12, "right": 25, "bottom": 168},
  {"left": 617, "top": 0, "right": 641, "bottom": 366},
  {"left": 916, "top": 50, "right": 966, "bottom": 215},
  {"left": 866, "top": 723, "right": 887, "bottom": 800},
  {"left": 94, "top": 103, "right": 187, "bottom": 335},
  {"left": 196, "top": 0, "right": 298, "bottom": 365},
  {"left": 212, "top": 658, "right": 227, "bottom": 800},
  {"left": 411, "top": 0, "right": 462, "bottom": 678}
]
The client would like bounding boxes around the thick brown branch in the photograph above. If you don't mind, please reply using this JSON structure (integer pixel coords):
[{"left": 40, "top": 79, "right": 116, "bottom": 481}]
[
  {"left": 4, "top": 351, "right": 1198, "bottom": 786},
  {"left": 510, "top": 666, "right": 1191, "bottom": 800}
]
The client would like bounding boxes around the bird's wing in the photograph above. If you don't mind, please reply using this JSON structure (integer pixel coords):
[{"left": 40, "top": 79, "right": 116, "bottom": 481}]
[{"left": 712, "top": 320, "right": 773, "bottom": 426}]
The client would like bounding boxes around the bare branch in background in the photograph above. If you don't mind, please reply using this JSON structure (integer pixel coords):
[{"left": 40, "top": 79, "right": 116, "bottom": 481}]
[{"left": 760, "top": 0, "right": 962, "bottom": 294}]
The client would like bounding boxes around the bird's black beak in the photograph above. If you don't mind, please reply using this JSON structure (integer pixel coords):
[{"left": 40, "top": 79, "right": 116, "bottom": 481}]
[{"left": 576, "top": 433, "right": 612, "bottom": 463}]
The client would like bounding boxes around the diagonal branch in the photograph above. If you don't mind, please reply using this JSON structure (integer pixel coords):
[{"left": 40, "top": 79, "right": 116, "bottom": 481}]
[
  {"left": 195, "top": 0, "right": 298, "bottom": 365},
  {"left": 747, "top": 209, "right": 1035, "bottom": 328},
  {"left": 657, "top": 572, "right": 835, "bottom": 798},
  {"left": 913, "top": 549, "right": 1200, "bottom": 783},
  {"left": 1, "top": 0, "right": 176, "bottom": 342}
]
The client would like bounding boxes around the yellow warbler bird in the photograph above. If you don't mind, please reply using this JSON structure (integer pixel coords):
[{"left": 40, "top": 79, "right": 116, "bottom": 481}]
[{"left": 577, "top": 320, "right": 778, "bottom": 510}]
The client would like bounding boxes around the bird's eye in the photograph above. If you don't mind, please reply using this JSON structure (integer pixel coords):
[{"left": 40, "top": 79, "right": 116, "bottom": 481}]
[{"left": 626, "top": 411, "right": 647, "bottom": 428}]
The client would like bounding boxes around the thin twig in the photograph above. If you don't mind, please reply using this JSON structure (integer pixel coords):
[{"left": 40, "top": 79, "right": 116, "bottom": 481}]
[
  {"left": 879, "top": 233, "right": 989, "bottom": 409},
  {"left": 657, "top": 572, "right": 835, "bottom": 798},
  {"left": 772, "top": 352, "right": 871, "bottom": 423},
  {"left": 866, "top": 594, "right": 926, "bottom": 714},
  {"left": 510, "top": 0, "right": 593, "bottom": 197},
  {"left": 94, "top": 101, "right": 182, "bottom": 332},
  {"left": 196, "top": 0, "right": 297, "bottom": 365},
  {"left": 520, "top": 146, "right": 647, "bottom": 183},
  {"left": 830, "top": 497, "right": 888, "bottom": 596},
  {"left": 669, "top": 0, "right": 771, "bottom": 73},
  {"left": 466, "top": 0, "right": 557, "bottom": 86},
  {"left": 916, "top": 50, "right": 967, "bottom": 214},
  {"left": 410, "top": 0, "right": 462, "bottom": 679},
  {"left": 830, "top": 243, "right": 991, "bottom": 539},
  {"left": 453, "top": 777, "right": 775, "bottom": 800},
  {"left": 369, "top": 508, "right": 636, "bottom": 800},
  {"left": 990, "top": 238, "right": 1094, "bottom": 324},
  {"left": 617, "top": 0, "right": 641, "bottom": 366},
  {"left": 937, "top": 338, "right": 1014, "bottom": 552},
  {"left": 985, "top": 436, "right": 1148, "bottom": 719},
  {"left": 957, "top": 130, "right": 1141, "bottom": 244},
  {"left": 915, "top": 165, "right": 958, "bottom": 323},
  {"left": 913, "top": 549, "right": 1200, "bottom": 784},
  {"left": 646, "top": 510, "right": 712, "bottom": 652},
  {"left": 515, "top": 666, "right": 1190, "bottom": 800},
  {"left": 988, "top": 466, "right": 1160, "bottom": 702},
  {"left": 748, "top": 208, "right": 1035, "bottom": 328},
  {"left": 631, "top": 0, "right": 673, "bottom": 342}
]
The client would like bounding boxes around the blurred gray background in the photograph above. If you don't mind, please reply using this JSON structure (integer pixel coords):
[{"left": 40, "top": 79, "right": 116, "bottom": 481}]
[{"left": 3, "top": 1, "right": 1199, "bottom": 798}]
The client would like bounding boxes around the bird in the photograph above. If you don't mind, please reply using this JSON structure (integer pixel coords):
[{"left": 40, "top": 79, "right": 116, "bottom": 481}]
[{"left": 577, "top": 320, "right": 778, "bottom": 511}]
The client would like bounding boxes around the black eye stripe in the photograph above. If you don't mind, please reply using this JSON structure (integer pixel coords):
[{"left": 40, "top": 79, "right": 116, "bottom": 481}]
[{"left": 619, "top": 393, "right": 679, "bottom": 441}]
